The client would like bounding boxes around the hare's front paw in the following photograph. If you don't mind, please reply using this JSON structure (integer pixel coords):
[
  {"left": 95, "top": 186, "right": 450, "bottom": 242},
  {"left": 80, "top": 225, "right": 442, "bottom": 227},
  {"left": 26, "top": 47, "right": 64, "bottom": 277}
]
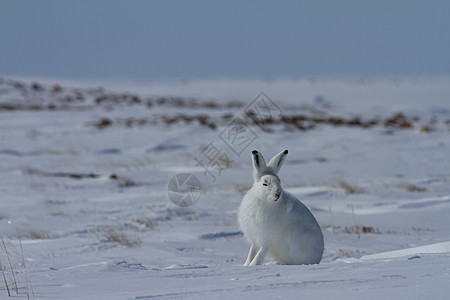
[{"left": 264, "top": 261, "right": 285, "bottom": 266}]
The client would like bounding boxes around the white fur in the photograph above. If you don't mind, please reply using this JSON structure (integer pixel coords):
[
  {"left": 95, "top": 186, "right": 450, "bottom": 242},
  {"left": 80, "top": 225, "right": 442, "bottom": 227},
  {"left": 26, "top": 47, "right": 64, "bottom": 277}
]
[{"left": 238, "top": 150, "right": 324, "bottom": 266}]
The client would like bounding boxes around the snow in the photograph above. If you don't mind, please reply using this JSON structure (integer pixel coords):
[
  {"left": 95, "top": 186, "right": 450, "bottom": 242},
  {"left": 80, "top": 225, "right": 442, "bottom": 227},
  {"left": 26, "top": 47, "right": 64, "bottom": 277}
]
[
  {"left": 360, "top": 241, "right": 450, "bottom": 261},
  {"left": 0, "top": 76, "right": 450, "bottom": 299}
]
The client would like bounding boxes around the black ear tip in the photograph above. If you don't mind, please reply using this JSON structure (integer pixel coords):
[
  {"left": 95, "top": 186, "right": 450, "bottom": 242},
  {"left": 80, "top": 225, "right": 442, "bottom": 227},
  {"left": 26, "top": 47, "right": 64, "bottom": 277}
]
[
  {"left": 252, "top": 150, "right": 258, "bottom": 155},
  {"left": 284, "top": 150, "right": 288, "bottom": 154}
]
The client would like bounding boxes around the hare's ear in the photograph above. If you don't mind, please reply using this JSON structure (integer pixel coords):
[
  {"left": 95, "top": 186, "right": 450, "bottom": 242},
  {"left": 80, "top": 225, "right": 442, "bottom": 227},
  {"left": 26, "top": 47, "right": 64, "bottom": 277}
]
[
  {"left": 252, "top": 150, "right": 267, "bottom": 181},
  {"left": 267, "top": 150, "right": 288, "bottom": 174}
]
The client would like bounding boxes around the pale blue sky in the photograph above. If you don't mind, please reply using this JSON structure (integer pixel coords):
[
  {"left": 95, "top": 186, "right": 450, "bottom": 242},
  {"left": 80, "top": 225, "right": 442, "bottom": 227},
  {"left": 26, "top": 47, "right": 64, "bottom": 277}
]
[{"left": 1, "top": 0, "right": 449, "bottom": 79}]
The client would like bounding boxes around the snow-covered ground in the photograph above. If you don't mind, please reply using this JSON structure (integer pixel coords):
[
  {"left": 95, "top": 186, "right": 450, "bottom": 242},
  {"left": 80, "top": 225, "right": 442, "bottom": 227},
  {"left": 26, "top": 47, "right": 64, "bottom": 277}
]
[{"left": 1, "top": 77, "right": 449, "bottom": 299}]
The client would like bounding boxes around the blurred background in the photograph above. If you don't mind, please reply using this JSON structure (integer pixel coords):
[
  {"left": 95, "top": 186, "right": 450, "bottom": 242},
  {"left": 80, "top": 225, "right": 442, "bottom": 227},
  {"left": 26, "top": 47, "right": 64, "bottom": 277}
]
[{"left": 1, "top": 0, "right": 450, "bottom": 80}]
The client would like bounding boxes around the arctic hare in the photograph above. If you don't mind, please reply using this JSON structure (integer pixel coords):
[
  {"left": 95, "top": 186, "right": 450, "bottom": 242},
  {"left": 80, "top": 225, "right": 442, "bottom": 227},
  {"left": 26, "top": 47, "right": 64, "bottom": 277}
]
[{"left": 238, "top": 150, "right": 324, "bottom": 266}]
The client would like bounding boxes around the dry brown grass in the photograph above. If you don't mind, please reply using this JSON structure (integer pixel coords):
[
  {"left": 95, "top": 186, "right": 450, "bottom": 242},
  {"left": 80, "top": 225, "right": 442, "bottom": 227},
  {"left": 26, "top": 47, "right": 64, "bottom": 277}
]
[
  {"left": 98, "top": 222, "right": 144, "bottom": 247},
  {"left": 314, "top": 157, "right": 328, "bottom": 163},
  {"left": 103, "top": 230, "right": 143, "bottom": 248},
  {"left": 0, "top": 256, "right": 11, "bottom": 297},
  {"left": 17, "top": 228, "right": 59, "bottom": 240},
  {"left": 337, "top": 249, "right": 364, "bottom": 258},
  {"left": 344, "top": 225, "right": 380, "bottom": 235},
  {"left": 19, "top": 240, "right": 32, "bottom": 299},
  {"left": 338, "top": 180, "right": 365, "bottom": 194},
  {"left": 1, "top": 239, "right": 18, "bottom": 295},
  {"left": 397, "top": 183, "right": 427, "bottom": 192},
  {"left": 0, "top": 238, "right": 35, "bottom": 298},
  {"left": 48, "top": 210, "right": 69, "bottom": 217}
]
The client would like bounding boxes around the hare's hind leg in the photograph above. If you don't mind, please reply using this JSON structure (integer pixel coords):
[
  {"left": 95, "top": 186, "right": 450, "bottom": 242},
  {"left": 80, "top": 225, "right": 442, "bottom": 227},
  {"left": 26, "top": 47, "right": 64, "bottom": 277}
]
[
  {"left": 244, "top": 245, "right": 258, "bottom": 266},
  {"left": 249, "top": 247, "right": 267, "bottom": 266}
]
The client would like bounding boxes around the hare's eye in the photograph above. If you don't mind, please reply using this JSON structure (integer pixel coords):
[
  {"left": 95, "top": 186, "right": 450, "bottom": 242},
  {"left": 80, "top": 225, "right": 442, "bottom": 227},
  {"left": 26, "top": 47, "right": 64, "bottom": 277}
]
[{"left": 263, "top": 183, "right": 268, "bottom": 186}]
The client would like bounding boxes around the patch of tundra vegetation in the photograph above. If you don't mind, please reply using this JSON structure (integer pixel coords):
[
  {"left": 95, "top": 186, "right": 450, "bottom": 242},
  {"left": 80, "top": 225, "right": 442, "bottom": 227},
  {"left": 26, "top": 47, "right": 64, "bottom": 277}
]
[{"left": 1, "top": 77, "right": 450, "bottom": 299}]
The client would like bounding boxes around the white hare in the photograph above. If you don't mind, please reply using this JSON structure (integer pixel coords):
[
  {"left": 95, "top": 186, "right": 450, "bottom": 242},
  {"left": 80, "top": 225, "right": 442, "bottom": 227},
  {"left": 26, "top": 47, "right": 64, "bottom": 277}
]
[{"left": 238, "top": 150, "right": 324, "bottom": 266}]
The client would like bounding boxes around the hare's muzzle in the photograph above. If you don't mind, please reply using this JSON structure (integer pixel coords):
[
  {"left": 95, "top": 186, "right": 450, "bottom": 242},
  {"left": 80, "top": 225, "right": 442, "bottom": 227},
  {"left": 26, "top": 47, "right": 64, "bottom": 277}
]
[{"left": 274, "top": 190, "right": 281, "bottom": 201}]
